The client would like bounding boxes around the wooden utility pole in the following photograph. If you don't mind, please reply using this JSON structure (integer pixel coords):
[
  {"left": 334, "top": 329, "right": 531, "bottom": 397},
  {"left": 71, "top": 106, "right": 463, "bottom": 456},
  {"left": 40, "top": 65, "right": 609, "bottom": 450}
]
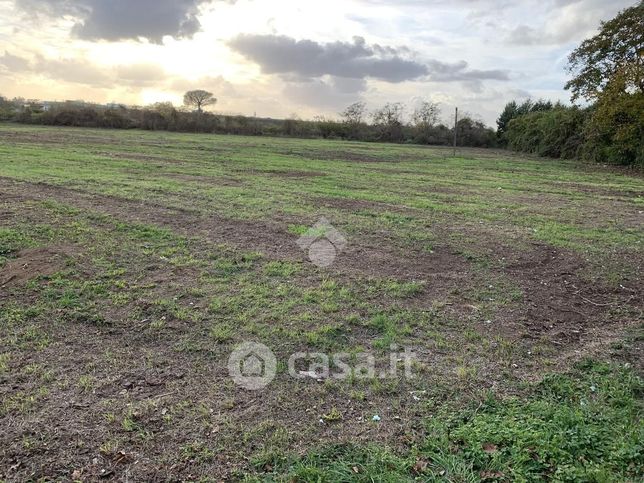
[{"left": 453, "top": 107, "right": 458, "bottom": 157}]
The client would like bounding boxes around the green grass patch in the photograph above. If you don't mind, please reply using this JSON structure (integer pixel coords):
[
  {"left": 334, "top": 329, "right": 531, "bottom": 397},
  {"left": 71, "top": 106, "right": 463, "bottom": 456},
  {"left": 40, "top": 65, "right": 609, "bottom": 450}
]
[{"left": 251, "top": 361, "right": 643, "bottom": 482}]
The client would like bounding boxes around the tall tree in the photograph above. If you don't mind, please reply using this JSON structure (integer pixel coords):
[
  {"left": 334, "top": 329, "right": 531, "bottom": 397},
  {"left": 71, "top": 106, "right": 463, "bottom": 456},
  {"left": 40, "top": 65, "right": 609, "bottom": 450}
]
[
  {"left": 411, "top": 100, "right": 440, "bottom": 144},
  {"left": 340, "top": 101, "right": 367, "bottom": 139},
  {"left": 565, "top": 1, "right": 643, "bottom": 102},
  {"left": 412, "top": 100, "right": 440, "bottom": 130},
  {"left": 340, "top": 101, "right": 366, "bottom": 125},
  {"left": 497, "top": 101, "right": 519, "bottom": 143},
  {"left": 497, "top": 99, "right": 553, "bottom": 143},
  {"left": 183, "top": 90, "right": 217, "bottom": 113},
  {"left": 372, "top": 102, "right": 405, "bottom": 142}
]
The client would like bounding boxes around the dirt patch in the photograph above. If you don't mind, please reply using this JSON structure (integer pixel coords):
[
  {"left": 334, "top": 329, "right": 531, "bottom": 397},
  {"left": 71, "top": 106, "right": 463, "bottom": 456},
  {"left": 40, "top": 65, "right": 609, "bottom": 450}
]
[
  {"left": 2, "top": 180, "right": 640, "bottom": 328},
  {"left": 490, "top": 241, "right": 641, "bottom": 369},
  {"left": 0, "top": 246, "right": 70, "bottom": 287},
  {"left": 0, "top": 210, "right": 15, "bottom": 221},
  {"left": 0, "top": 178, "right": 468, "bottom": 286},
  {"left": 0, "top": 129, "right": 123, "bottom": 146},
  {"left": 339, "top": 244, "right": 470, "bottom": 302},
  {"left": 1, "top": 178, "right": 640, "bottom": 350},
  {"left": 0, "top": 177, "right": 303, "bottom": 260},
  {"left": 324, "top": 152, "right": 391, "bottom": 163}
]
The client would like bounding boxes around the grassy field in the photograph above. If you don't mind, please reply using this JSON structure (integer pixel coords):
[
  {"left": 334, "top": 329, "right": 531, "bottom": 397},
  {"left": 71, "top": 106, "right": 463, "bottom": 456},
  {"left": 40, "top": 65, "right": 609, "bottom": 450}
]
[{"left": 0, "top": 123, "right": 642, "bottom": 481}]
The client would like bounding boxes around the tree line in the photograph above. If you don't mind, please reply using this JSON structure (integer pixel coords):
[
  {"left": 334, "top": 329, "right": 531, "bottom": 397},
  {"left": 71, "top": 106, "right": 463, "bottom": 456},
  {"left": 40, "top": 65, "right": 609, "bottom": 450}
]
[
  {"left": 498, "top": 2, "right": 643, "bottom": 167},
  {"left": 0, "top": 93, "right": 496, "bottom": 148},
  {"left": 0, "top": 2, "right": 640, "bottom": 164}
]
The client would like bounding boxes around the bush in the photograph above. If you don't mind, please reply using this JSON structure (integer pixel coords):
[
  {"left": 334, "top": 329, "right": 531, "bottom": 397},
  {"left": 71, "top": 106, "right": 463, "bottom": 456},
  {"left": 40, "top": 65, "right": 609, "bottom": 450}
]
[
  {"left": 504, "top": 96, "right": 642, "bottom": 166},
  {"left": 506, "top": 107, "right": 587, "bottom": 159},
  {"left": 5, "top": 98, "right": 500, "bottom": 149},
  {"left": 457, "top": 117, "right": 497, "bottom": 148},
  {"left": 0, "top": 96, "right": 14, "bottom": 120}
]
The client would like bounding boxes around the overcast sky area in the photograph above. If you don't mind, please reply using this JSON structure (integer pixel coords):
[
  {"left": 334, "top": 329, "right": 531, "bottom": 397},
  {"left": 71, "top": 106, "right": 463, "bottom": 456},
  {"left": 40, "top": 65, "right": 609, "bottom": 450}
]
[{"left": 0, "top": 0, "right": 637, "bottom": 125}]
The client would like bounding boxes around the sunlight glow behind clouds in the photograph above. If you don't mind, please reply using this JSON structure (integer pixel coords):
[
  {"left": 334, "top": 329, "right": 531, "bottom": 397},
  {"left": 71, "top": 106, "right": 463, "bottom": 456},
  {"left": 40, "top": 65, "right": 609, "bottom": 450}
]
[{"left": 0, "top": 0, "right": 637, "bottom": 124}]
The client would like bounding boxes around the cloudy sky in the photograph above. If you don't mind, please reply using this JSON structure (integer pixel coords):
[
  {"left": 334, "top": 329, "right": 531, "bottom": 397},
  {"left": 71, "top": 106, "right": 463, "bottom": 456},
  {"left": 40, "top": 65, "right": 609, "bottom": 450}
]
[{"left": 0, "top": 0, "right": 636, "bottom": 125}]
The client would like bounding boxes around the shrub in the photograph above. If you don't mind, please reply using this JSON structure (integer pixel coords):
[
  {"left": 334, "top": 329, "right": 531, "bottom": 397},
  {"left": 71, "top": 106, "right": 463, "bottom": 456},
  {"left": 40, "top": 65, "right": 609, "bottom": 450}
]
[{"left": 506, "top": 107, "right": 587, "bottom": 159}]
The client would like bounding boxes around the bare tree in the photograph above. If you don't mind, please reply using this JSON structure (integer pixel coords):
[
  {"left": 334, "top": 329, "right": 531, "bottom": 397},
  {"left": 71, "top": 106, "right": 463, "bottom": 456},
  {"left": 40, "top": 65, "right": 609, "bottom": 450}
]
[
  {"left": 411, "top": 100, "right": 440, "bottom": 144},
  {"left": 372, "top": 102, "right": 405, "bottom": 142},
  {"left": 150, "top": 101, "right": 176, "bottom": 117},
  {"left": 183, "top": 90, "right": 217, "bottom": 113},
  {"left": 412, "top": 100, "right": 440, "bottom": 130},
  {"left": 340, "top": 101, "right": 366, "bottom": 125},
  {"left": 340, "top": 101, "right": 367, "bottom": 139}
]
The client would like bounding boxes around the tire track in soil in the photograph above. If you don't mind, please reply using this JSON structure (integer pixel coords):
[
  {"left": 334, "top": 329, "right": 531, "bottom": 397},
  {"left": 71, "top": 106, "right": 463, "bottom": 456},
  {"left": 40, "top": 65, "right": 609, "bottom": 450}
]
[{"left": 1, "top": 177, "right": 639, "bottom": 358}]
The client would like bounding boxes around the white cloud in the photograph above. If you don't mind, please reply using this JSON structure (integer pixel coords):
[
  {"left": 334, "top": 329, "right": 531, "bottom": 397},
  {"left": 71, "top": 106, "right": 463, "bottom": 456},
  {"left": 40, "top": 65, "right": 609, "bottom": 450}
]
[{"left": 1, "top": 0, "right": 635, "bottom": 125}]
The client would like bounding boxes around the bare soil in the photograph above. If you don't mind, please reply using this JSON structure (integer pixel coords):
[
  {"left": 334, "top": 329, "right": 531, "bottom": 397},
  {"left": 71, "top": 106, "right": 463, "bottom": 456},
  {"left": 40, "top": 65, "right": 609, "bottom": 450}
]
[
  {"left": 0, "top": 160, "right": 641, "bottom": 481},
  {"left": 1, "top": 246, "right": 70, "bottom": 288}
]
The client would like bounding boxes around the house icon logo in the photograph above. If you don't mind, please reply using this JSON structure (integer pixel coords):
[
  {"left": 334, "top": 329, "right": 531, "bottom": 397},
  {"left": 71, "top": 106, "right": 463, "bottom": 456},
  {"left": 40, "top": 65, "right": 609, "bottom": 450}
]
[
  {"left": 227, "top": 342, "right": 277, "bottom": 390},
  {"left": 297, "top": 217, "right": 347, "bottom": 268}
]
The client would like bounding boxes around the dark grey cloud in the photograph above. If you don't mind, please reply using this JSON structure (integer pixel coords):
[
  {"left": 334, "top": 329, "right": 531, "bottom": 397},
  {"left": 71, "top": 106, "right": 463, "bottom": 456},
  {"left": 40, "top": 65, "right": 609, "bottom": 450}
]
[
  {"left": 228, "top": 35, "right": 428, "bottom": 83},
  {"left": 15, "top": 0, "right": 221, "bottom": 43},
  {"left": 284, "top": 77, "right": 368, "bottom": 111},
  {"left": 228, "top": 34, "right": 509, "bottom": 86}
]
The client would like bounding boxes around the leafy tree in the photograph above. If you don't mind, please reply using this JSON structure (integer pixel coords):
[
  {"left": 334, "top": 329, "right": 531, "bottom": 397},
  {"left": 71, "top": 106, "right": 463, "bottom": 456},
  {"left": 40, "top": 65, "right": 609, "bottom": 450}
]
[
  {"left": 506, "top": 107, "right": 587, "bottom": 159},
  {"left": 503, "top": 90, "right": 642, "bottom": 166},
  {"left": 531, "top": 99, "right": 553, "bottom": 112},
  {"left": 565, "top": 1, "right": 644, "bottom": 166},
  {"left": 497, "top": 99, "right": 554, "bottom": 144},
  {"left": 497, "top": 100, "right": 519, "bottom": 142},
  {"left": 583, "top": 86, "right": 644, "bottom": 166},
  {"left": 0, "top": 95, "right": 14, "bottom": 120},
  {"left": 456, "top": 116, "right": 496, "bottom": 148},
  {"left": 183, "top": 90, "right": 217, "bottom": 113},
  {"left": 565, "top": 1, "right": 644, "bottom": 102}
]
